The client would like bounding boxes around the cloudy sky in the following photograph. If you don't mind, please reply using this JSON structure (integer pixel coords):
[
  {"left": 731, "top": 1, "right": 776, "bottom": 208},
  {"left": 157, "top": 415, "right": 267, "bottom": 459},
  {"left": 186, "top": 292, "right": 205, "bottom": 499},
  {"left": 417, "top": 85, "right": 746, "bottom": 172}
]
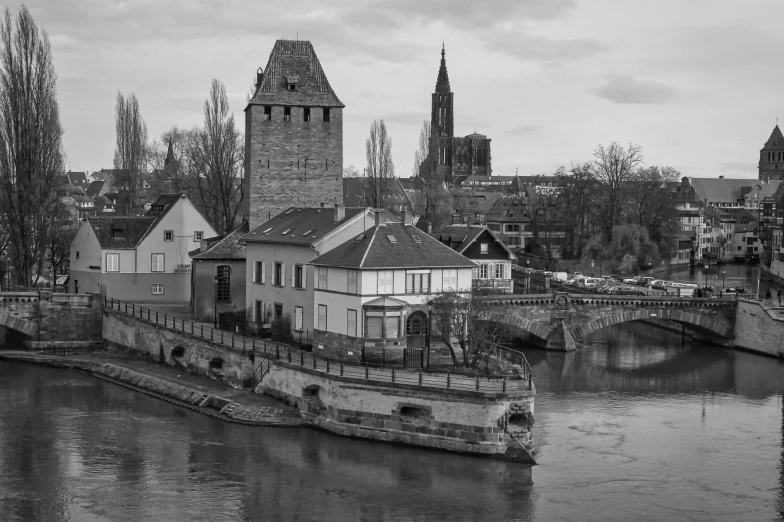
[{"left": 18, "top": 0, "right": 784, "bottom": 179}]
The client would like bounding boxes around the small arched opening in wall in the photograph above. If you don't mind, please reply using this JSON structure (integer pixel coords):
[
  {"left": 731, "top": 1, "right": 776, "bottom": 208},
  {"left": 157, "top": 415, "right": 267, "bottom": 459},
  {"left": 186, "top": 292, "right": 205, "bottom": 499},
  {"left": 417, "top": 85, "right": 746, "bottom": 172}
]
[
  {"left": 171, "top": 346, "right": 185, "bottom": 358},
  {"left": 398, "top": 404, "right": 432, "bottom": 425},
  {"left": 209, "top": 357, "right": 224, "bottom": 370},
  {"left": 507, "top": 413, "right": 531, "bottom": 432},
  {"left": 302, "top": 384, "right": 326, "bottom": 412}
]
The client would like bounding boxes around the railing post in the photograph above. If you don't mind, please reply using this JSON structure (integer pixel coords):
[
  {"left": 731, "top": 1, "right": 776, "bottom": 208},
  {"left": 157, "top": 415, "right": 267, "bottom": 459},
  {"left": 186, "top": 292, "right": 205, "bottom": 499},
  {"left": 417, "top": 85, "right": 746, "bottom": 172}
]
[
  {"left": 201, "top": 325, "right": 203, "bottom": 338},
  {"left": 132, "top": 304, "right": 135, "bottom": 315},
  {"left": 231, "top": 335, "right": 234, "bottom": 348},
  {"left": 301, "top": 352, "right": 304, "bottom": 366},
  {"left": 124, "top": 302, "right": 127, "bottom": 313},
  {"left": 340, "top": 363, "right": 344, "bottom": 377},
  {"left": 365, "top": 366, "right": 369, "bottom": 379},
  {"left": 276, "top": 345, "right": 280, "bottom": 359},
  {"left": 313, "top": 356, "right": 316, "bottom": 370},
  {"left": 147, "top": 309, "right": 150, "bottom": 321},
  {"left": 327, "top": 360, "right": 330, "bottom": 373},
  {"left": 503, "top": 377, "right": 507, "bottom": 393},
  {"left": 446, "top": 373, "right": 450, "bottom": 389},
  {"left": 419, "top": 372, "right": 423, "bottom": 386},
  {"left": 221, "top": 330, "right": 224, "bottom": 344},
  {"left": 392, "top": 368, "right": 395, "bottom": 383},
  {"left": 288, "top": 350, "right": 291, "bottom": 363},
  {"left": 164, "top": 313, "right": 167, "bottom": 327},
  {"left": 211, "top": 328, "right": 213, "bottom": 341},
  {"left": 476, "top": 376, "right": 480, "bottom": 391}
]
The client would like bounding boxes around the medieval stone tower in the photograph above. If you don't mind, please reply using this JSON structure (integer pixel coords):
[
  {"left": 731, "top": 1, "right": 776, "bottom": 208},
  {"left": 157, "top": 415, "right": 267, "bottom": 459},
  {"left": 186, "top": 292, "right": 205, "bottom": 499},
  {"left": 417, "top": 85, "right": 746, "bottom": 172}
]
[
  {"left": 421, "top": 45, "right": 491, "bottom": 185},
  {"left": 244, "top": 40, "right": 344, "bottom": 230},
  {"left": 759, "top": 124, "right": 784, "bottom": 181}
]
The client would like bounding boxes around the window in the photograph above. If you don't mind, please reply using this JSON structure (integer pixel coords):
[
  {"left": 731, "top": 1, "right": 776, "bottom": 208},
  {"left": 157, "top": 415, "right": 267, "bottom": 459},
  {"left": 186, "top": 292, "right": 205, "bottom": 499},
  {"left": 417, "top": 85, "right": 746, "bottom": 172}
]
[
  {"left": 303, "top": 107, "right": 310, "bottom": 122},
  {"left": 283, "top": 107, "right": 291, "bottom": 122},
  {"left": 443, "top": 269, "right": 458, "bottom": 290},
  {"left": 294, "top": 264, "right": 305, "bottom": 289},
  {"left": 317, "top": 266, "right": 328, "bottom": 289},
  {"left": 347, "top": 269, "right": 358, "bottom": 294},
  {"left": 323, "top": 108, "right": 330, "bottom": 122},
  {"left": 366, "top": 314, "right": 382, "bottom": 338},
  {"left": 385, "top": 315, "right": 400, "bottom": 338},
  {"left": 151, "top": 253, "right": 165, "bottom": 272},
  {"left": 505, "top": 224, "right": 520, "bottom": 233},
  {"left": 106, "top": 253, "right": 119, "bottom": 272},
  {"left": 152, "top": 284, "right": 164, "bottom": 295},
  {"left": 480, "top": 243, "right": 488, "bottom": 254},
  {"left": 113, "top": 229, "right": 124, "bottom": 238},
  {"left": 347, "top": 309, "right": 357, "bottom": 337},
  {"left": 217, "top": 265, "right": 231, "bottom": 302},
  {"left": 294, "top": 306, "right": 303, "bottom": 332},
  {"left": 318, "top": 304, "right": 327, "bottom": 330},
  {"left": 479, "top": 264, "right": 488, "bottom": 279},
  {"left": 253, "top": 261, "right": 265, "bottom": 284},
  {"left": 378, "top": 270, "right": 393, "bottom": 294},
  {"left": 164, "top": 230, "right": 173, "bottom": 242},
  {"left": 263, "top": 105, "right": 272, "bottom": 120},
  {"left": 406, "top": 271, "right": 430, "bottom": 294},
  {"left": 495, "top": 264, "right": 505, "bottom": 279},
  {"left": 194, "top": 231, "right": 203, "bottom": 242},
  {"left": 273, "top": 262, "right": 284, "bottom": 286}
]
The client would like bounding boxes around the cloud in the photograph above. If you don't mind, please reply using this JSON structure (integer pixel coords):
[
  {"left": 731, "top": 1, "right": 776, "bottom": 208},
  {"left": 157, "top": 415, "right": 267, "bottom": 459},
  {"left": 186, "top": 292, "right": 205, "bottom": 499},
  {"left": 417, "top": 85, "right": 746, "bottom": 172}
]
[
  {"left": 486, "top": 31, "right": 607, "bottom": 64},
  {"left": 591, "top": 76, "right": 678, "bottom": 105},
  {"left": 504, "top": 124, "right": 541, "bottom": 135}
]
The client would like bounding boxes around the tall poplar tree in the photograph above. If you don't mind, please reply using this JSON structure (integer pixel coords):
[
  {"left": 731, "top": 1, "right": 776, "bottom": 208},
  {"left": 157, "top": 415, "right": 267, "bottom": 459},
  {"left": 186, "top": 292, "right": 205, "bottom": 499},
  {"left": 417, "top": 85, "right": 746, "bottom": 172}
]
[
  {"left": 0, "top": 6, "right": 64, "bottom": 286},
  {"left": 114, "top": 91, "right": 147, "bottom": 215}
]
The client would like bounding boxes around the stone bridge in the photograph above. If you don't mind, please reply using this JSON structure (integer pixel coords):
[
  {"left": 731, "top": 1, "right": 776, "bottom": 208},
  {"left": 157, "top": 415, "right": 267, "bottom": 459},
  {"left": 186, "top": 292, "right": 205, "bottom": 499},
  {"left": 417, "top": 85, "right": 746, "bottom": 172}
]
[
  {"left": 479, "top": 292, "right": 737, "bottom": 351},
  {"left": 0, "top": 292, "right": 103, "bottom": 348}
]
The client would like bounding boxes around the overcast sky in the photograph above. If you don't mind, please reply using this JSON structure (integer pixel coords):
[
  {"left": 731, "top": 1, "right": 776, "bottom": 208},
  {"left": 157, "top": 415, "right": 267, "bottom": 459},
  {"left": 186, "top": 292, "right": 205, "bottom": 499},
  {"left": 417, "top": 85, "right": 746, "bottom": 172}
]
[{"left": 18, "top": 0, "right": 784, "bottom": 179}]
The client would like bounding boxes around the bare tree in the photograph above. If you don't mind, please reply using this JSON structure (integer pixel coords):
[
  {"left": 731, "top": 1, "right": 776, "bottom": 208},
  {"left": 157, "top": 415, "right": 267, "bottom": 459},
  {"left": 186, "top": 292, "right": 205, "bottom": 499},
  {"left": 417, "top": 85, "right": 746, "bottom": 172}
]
[
  {"left": 588, "top": 142, "right": 643, "bottom": 242},
  {"left": 0, "top": 6, "right": 64, "bottom": 287},
  {"left": 343, "top": 165, "right": 360, "bottom": 178},
  {"left": 365, "top": 119, "right": 395, "bottom": 208},
  {"left": 412, "top": 119, "right": 431, "bottom": 178},
  {"left": 188, "top": 79, "right": 244, "bottom": 234},
  {"left": 114, "top": 92, "right": 148, "bottom": 215}
]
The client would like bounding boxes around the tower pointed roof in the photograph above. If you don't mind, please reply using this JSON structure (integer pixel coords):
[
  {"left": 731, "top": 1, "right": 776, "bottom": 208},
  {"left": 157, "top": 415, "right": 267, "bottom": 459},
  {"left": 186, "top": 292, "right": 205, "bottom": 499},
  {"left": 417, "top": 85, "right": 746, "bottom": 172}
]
[
  {"left": 762, "top": 125, "right": 784, "bottom": 151},
  {"left": 435, "top": 43, "right": 451, "bottom": 93},
  {"left": 247, "top": 40, "right": 344, "bottom": 108},
  {"left": 164, "top": 139, "right": 175, "bottom": 168}
]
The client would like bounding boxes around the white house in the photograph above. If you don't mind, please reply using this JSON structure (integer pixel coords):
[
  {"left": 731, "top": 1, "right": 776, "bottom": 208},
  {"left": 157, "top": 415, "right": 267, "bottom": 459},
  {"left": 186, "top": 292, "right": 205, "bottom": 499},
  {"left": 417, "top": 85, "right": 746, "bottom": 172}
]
[
  {"left": 69, "top": 193, "right": 216, "bottom": 302},
  {"left": 242, "top": 205, "right": 383, "bottom": 343},
  {"left": 308, "top": 210, "right": 475, "bottom": 365}
]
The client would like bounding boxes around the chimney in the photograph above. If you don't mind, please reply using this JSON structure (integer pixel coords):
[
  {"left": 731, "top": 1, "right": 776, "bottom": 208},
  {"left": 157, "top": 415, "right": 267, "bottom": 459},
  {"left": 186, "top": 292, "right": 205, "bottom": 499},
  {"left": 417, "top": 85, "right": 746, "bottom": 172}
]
[
  {"left": 375, "top": 208, "right": 386, "bottom": 227},
  {"left": 200, "top": 239, "right": 209, "bottom": 253},
  {"left": 402, "top": 209, "right": 413, "bottom": 225},
  {"left": 334, "top": 203, "right": 345, "bottom": 223}
]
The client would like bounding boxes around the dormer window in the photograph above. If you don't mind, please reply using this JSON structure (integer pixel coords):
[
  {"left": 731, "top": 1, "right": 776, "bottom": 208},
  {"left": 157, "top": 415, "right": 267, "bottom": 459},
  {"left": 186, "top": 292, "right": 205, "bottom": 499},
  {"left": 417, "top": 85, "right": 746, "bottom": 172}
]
[
  {"left": 113, "top": 229, "right": 124, "bottom": 238},
  {"left": 286, "top": 76, "right": 299, "bottom": 91}
]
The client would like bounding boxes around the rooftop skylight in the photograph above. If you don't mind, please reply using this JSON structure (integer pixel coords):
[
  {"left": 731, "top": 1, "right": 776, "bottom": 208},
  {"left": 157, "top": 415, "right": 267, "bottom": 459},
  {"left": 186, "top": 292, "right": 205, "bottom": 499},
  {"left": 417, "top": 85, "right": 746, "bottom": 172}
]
[
  {"left": 302, "top": 229, "right": 313, "bottom": 236},
  {"left": 387, "top": 235, "right": 397, "bottom": 244},
  {"left": 412, "top": 234, "right": 421, "bottom": 244},
  {"left": 282, "top": 229, "right": 291, "bottom": 235},
  {"left": 262, "top": 227, "right": 273, "bottom": 234}
]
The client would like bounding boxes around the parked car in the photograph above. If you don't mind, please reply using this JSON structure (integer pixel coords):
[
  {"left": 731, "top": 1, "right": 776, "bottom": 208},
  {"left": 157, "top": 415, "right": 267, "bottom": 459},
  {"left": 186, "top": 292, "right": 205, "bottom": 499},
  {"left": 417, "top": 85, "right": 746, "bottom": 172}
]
[
  {"left": 584, "top": 277, "right": 606, "bottom": 289},
  {"left": 611, "top": 285, "right": 646, "bottom": 296},
  {"left": 640, "top": 277, "right": 655, "bottom": 286},
  {"left": 724, "top": 287, "right": 746, "bottom": 294},
  {"left": 651, "top": 280, "right": 670, "bottom": 290}
]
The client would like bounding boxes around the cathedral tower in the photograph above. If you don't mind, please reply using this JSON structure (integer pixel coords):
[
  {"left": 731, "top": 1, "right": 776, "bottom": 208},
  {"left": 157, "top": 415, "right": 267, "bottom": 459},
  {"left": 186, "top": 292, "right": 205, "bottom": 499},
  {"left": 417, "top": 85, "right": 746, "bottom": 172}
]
[
  {"left": 244, "top": 40, "right": 344, "bottom": 230},
  {"left": 759, "top": 124, "right": 784, "bottom": 181},
  {"left": 421, "top": 45, "right": 491, "bottom": 186}
]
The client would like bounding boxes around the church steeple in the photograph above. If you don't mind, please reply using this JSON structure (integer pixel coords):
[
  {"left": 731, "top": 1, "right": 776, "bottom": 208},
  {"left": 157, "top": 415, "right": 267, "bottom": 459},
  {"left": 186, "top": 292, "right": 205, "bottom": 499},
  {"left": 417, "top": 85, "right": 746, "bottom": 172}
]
[
  {"left": 759, "top": 124, "right": 784, "bottom": 180},
  {"left": 435, "top": 43, "right": 451, "bottom": 93}
]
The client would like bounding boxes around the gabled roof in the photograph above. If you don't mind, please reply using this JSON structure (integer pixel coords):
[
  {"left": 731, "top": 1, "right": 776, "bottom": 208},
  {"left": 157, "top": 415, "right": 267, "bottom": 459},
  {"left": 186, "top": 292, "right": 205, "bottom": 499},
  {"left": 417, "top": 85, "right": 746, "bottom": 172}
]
[
  {"left": 88, "top": 216, "right": 156, "bottom": 249},
  {"left": 66, "top": 171, "right": 88, "bottom": 186},
  {"left": 689, "top": 178, "right": 757, "bottom": 203},
  {"left": 243, "top": 206, "right": 367, "bottom": 246},
  {"left": 248, "top": 40, "right": 343, "bottom": 108},
  {"left": 311, "top": 222, "right": 475, "bottom": 269},
  {"left": 485, "top": 196, "right": 533, "bottom": 223},
  {"left": 86, "top": 180, "right": 105, "bottom": 197},
  {"left": 762, "top": 125, "right": 784, "bottom": 151},
  {"left": 192, "top": 222, "right": 249, "bottom": 261},
  {"left": 343, "top": 177, "right": 413, "bottom": 210},
  {"left": 433, "top": 225, "right": 516, "bottom": 260}
]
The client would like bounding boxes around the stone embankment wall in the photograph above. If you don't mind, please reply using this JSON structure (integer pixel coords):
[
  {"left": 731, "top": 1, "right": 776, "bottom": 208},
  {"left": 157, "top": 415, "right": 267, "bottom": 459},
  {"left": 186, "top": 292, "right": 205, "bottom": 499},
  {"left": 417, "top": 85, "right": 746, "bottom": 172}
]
[
  {"left": 37, "top": 292, "right": 102, "bottom": 345},
  {"left": 258, "top": 362, "right": 536, "bottom": 462},
  {"left": 103, "top": 309, "right": 256, "bottom": 388},
  {"left": 734, "top": 299, "right": 784, "bottom": 357}
]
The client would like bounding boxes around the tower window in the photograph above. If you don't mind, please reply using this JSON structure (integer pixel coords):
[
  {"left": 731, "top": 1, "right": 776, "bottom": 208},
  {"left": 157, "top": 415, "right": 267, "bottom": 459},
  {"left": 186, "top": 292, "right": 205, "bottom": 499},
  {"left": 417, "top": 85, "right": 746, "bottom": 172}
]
[
  {"left": 303, "top": 107, "right": 310, "bottom": 122},
  {"left": 263, "top": 105, "right": 271, "bottom": 121},
  {"left": 323, "top": 108, "right": 330, "bottom": 122},
  {"left": 284, "top": 107, "right": 291, "bottom": 122}
]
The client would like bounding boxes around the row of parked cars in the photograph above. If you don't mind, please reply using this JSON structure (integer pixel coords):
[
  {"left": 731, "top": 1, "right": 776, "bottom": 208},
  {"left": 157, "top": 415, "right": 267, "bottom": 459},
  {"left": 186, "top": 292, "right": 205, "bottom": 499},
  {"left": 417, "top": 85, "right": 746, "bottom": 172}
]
[{"left": 562, "top": 275, "right": 647, "bottom": 295}]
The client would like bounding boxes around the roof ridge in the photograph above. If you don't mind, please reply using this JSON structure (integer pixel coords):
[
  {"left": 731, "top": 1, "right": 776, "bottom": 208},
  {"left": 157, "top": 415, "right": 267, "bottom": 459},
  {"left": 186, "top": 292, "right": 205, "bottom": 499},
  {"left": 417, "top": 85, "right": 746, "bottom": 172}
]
[{"left": 359, "top": 225, "right": 379, "bottom": 268}]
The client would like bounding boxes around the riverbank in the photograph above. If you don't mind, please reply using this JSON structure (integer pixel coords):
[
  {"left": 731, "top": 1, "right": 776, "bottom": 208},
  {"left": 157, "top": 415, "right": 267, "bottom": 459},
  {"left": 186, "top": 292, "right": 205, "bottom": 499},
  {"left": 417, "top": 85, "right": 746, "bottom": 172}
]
[{"left": 0, "top": 350, "right": 304, "bottom": 427}]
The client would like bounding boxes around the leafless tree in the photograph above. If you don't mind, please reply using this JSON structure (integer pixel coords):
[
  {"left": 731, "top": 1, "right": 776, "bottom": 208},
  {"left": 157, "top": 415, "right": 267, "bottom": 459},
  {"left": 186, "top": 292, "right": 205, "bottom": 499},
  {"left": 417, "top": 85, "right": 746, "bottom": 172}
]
[
  {"left": 588, "top": 142, "right": 643, "bottom": 242},
  {"left": 188, "top": 79, "right": 244, "bottom": 234},
  {"left": 114, "top": 91, "right": 148, "bottom": 215},
  {"left": 343, "top": 165, "right": 360, "bottom": 178},
  {"left": 365, "top": 119, "right": 395, "bottom": 208},
  {"left": 0, "top": 6, "right": 64, "bottom": 287},
  {"left": 412, "top": 119, "right": 431, "bottom": 178}
]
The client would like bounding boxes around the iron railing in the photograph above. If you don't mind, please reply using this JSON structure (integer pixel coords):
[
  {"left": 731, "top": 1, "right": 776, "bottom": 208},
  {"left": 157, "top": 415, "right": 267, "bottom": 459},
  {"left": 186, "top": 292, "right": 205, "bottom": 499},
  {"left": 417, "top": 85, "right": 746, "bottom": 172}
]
[{"left": 104, "top": 296, "right": 534, "bottom": 394}]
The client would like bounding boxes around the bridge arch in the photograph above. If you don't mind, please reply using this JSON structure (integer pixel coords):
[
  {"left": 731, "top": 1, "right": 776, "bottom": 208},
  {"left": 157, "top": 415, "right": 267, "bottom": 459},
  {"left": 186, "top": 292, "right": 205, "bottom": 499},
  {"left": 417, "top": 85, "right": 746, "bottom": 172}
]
[
  {"left": 0, "top": 312, "right": 37, "bottom": 338},
  {"left": 483, "top": 313, "right": 555, "bottom": 346},
  {"left": 572, "top": 308, "right": 733, "bottom": 341}
]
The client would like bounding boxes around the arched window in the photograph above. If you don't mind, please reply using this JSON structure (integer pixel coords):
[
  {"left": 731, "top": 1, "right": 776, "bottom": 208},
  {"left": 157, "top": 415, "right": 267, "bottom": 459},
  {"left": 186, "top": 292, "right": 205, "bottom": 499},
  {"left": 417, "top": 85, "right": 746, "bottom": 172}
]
[{"left": 216, "top": 265, "right": 231, "bottom": 302}]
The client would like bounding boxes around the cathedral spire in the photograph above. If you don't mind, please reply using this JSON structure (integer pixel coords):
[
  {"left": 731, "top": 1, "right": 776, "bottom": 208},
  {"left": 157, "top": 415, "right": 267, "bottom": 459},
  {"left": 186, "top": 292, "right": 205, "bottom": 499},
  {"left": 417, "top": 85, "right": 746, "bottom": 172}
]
[{"left": 435, "top": 43, "right": 450, "bottom": 93}]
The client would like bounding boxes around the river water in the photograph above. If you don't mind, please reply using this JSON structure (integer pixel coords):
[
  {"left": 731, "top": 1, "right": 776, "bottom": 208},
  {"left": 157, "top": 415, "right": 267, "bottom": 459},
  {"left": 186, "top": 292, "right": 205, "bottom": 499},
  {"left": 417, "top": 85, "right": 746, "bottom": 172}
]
[{"left": 2, "top": 275, "right": 784, "bottom": 520}]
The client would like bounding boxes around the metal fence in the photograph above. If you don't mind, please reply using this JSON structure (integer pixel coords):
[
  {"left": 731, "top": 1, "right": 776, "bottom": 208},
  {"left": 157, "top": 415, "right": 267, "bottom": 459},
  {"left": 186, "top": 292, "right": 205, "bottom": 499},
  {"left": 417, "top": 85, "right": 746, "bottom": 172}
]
[{"left": 104, "top": 296, "right": 534, "bottom": 394}]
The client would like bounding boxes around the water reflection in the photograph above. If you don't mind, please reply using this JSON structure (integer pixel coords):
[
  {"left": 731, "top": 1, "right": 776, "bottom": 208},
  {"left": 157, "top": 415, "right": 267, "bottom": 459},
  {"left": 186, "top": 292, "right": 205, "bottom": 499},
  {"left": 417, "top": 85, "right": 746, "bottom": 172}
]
[{"left": 0, "top": 361, "right": 534, "bottom": 522}]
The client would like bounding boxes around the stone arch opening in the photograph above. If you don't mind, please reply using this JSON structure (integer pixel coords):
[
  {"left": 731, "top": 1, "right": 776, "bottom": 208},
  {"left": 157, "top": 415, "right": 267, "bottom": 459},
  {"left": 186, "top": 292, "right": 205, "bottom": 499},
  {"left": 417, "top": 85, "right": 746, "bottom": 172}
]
[
  {"left": 399, "top": 404, "right": 433, "bottom": 425},
  {"left": 171, "top": 346, "right": 185, "bottom": 358},
  {"left": 302, "top": 384, "right": 327, "bottom": 413},
  {"left": 209, "top": 357, "right": 224, "bottom": 369},
  {"left": 578, "top": 309, "right": 732, "bottom": 342}
]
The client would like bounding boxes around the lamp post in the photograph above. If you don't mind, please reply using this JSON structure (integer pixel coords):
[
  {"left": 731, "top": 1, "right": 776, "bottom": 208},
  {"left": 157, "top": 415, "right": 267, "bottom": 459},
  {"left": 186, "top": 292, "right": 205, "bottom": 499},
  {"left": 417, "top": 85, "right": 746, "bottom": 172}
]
[
  {"left": 722, "top": 270, "right": 726, "bottom": 290},
  {"left": 425, "top": 301, "right": 433, "bottom": 369},
  {"left": 213, "top": 275, "right": 219, "bottom": 329}
]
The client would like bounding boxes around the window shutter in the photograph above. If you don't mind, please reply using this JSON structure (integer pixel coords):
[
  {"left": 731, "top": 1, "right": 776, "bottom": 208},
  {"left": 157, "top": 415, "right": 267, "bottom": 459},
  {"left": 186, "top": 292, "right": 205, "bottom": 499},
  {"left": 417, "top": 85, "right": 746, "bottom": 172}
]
[
  {"left": 291, "top": 264, "right": 295, "bottom": 287},
  {"left": 252, "top": 262, "right": 257, "bottom": 283},
  {"left": 282, "top": 263, "right": 286, "bottom": 287},
  {"left": 422, "top": 273, "right": 430, "bottom": 293},
  {"left": 347, "top": 310, "right": 357, "bottom": 337},
  {"left": 303, "top": 266, "right": 307, "bottom": 289},
  {"left": 261, "top": 261, "right": 266, "bottom": 284}
]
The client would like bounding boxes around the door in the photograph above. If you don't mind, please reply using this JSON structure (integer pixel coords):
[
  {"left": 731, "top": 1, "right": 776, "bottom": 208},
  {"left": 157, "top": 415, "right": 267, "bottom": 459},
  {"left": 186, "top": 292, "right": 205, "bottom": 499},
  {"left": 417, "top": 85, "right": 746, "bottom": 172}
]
[{"left": 406, "top": 312, "right": 428, "bottom": 349}]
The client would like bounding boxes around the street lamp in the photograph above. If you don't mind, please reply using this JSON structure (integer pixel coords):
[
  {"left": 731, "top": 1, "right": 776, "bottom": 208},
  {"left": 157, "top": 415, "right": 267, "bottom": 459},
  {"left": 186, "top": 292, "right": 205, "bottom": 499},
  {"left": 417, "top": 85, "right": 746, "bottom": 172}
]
[
  {"left": 722, "top": 270, "right": 726, "bottom": 289},
  {"left": 213, "top": 275, "right": 219, "bottom": 329},
  {"left": 425, "top": 301, "right": 434, "bottom": 369}
]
